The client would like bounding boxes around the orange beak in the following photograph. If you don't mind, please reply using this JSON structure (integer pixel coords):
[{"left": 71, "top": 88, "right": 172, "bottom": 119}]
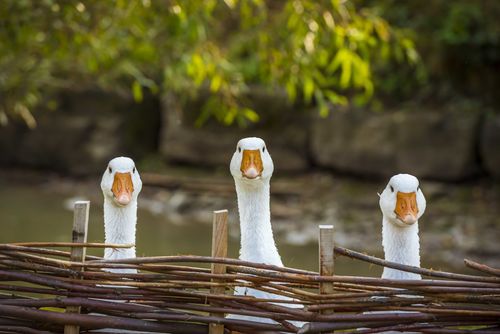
[
  {"left": 394, "top": 191, "right": 419, "bottom": 225},
  {"left": 240, "top": 149, "right": 263, "bottom": 179},
  {"left": 112, "top": 172, "right": 134, "bottom": 206}
]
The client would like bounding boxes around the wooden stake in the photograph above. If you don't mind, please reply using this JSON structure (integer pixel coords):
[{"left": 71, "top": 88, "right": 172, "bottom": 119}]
[
  {"left": 64, "top": 201, "right": 90, "bottom": 334},
  {"left": 319, "top": 225, "right": 335, "bottom": 333},
  {"left": 209, "top": 210, "right": 228, "bottom": 334}
]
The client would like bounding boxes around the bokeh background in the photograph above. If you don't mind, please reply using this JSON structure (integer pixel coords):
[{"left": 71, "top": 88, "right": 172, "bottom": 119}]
[{"left": 0, "top": 0, "right": 499, "bottom": 274}]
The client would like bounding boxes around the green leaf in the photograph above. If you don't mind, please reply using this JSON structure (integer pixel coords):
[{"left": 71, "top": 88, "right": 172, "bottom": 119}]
[
  {"left": 223, "top": 106, "right": 237, "bottom": 125},
  {"left": 132, "top": 81, "right": 143, "bottom": 102},
  {"left": 210, "top": 74, "right": 223, "bottom": 92},
  {"left": 353, "top": 93, "right": 368, "bottom": 106},
  {"left": 327, "top": 49, "right": 345, "bottom": 74},
  {"left": 314, "top": 91, "right": 328, "bottom": 117},
  {"left": 286, "top": 80, "right": 297, "bottom": 102},
  {"left": 363, "top": 80, "right": 374, "bottom": 97},
  {"left": 319, "top": 103, "right": 329, "bottom": 117},
  {"left": 325, "top": 90, "right": 348, "bottom": 106},
  {"left": 339, "top": 56, "right": 352, "bottom": 89},
  {"left": 242, "top": 108, "right": 259, "bottom": 122},
  {"left": 303, "top": 76, "right": 315, "bottom": 103}
]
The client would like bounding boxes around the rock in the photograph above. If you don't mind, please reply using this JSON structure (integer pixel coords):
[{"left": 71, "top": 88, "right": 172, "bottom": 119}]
[
  {"left": 311, "top": 105, "right": 482, "bottom": 180},
  {"left": 159, "top": 89, "right": 309, "bottom": 171},
  {"left": 0, "top": 90, "right": 159, "bottom": 175},
  {"left": 480, "top": 112, "right": 500, "bottom": 178},
  {"left": 311, "top": 109, "right": 398, "bottom": 177},
  {"left": 395, "top": 106, "right": 481, "bottom": 180},
  {"left": 0, "top": 112, "right": 96, "bottom": 174}
]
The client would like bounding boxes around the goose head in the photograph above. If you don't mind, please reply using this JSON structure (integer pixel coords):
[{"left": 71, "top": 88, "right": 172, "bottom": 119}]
[
  {"left": 101, "top": 157, "right": 142, "bottom": 207},
  {"left": 379, "top": 174, "right": 426, "bottom": 227},
  {"left": 230, "top": 137, "right": 274, "bottom": 183}
]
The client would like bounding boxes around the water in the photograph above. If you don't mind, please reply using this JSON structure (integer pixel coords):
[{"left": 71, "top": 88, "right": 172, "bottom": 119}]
[
  {"left": 0, "top": 181, "right": 382, "bottom": 276},
  {"left": 1, "top": 170, "right": 498, "bottom": 275}
]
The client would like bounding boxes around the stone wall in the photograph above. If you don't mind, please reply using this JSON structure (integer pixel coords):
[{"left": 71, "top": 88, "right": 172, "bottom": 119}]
[
  {"left": 0, "top": 90, "right": 159, "bottom": 175},
  {"left": 480, "top": 112, "right": 500, "bottom": 178},
  {"left": 160, "top": 95, "right": 496, "bottom": 181},
  {"left": 0, "top": 89, "right": 498, "bottom": 180},
  {"left": 159, "top": 90, "right": 310, "bottom": 172},
  {"left": 311, "top": 105, "right": 483, "bottom": 180}
]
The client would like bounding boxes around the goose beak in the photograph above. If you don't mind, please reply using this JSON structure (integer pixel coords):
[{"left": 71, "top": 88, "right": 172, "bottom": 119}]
[
  {"left": 112, "top": 172, "right": 134, "bottom": 206},
  {"left": 395, "top": 191, "right": 418, "bottom": 225},
  {"left": 240, "top": 149, "right": 263, "bottom": 179}
]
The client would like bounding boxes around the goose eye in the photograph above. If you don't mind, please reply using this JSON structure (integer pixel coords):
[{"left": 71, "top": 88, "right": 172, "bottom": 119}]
[
  {"left": 417, "top": 186, "right": 420, "bottom": 192},
  {"left": 390, "top": 185, "right": 394, "bottom": 192},
  {"left": 262, "top": 146, "right": 266, "bottom": 153},
  {"left": 133, "top": 167, "right": 136, "bottom": 173},
  {"left": 238, "top": 147, "right": 241, "bottom": 153},
  {"left": 108, "top": 167, "right": 112, "bottom": 174}
]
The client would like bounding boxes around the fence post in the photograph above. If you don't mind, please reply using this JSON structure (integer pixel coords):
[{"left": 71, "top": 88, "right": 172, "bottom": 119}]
[
  {"left": 209, "top": 209, "right": 228, "bottom": 334},
  {"left": 64, "top": 201, "right": 90, "bottom": 334},
  {"left": 319, "top": 225, "right": 335, "bottom": 333}
]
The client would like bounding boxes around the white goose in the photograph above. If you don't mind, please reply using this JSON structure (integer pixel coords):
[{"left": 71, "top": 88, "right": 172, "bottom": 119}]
[
  {"left": 100, "top": 157, "right": 142, "bottom": 274},
  {"left": 379, "top": 174, "right": 426, "bottom": 279},
  {"left": 230, "top": 137, "right": 282, "bottom": 268},
  {"left": 229, "top": 137, "right": 303, "bottom": 327}
]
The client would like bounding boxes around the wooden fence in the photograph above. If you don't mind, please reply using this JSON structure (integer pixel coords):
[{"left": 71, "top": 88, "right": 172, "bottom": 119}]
[{"left": 0, "top": 201, "right": 499, "bottom": 333}]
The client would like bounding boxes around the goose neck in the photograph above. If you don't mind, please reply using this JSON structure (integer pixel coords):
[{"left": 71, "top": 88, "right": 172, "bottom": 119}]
[
  {"left": 103, "top": 198, "right": 137, "bottom": 260},
  {"left": 235, "top": 179, "right": 282, "bottom": 266},
  {"left": 381, "top": 216, "right": 421, "bottom": 280}
]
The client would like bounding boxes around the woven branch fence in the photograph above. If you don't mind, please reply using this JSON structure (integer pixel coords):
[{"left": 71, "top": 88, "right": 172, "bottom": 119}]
[{"left": 0, "top": 201, "right": 499, "bottom": 334}]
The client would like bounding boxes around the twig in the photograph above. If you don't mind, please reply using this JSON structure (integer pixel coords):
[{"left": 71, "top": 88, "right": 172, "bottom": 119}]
[
  {"left": 12, "top": 242, "right": 134, "bottom": 249},
  {"left": 465, "top": 259, "right": 500, "bottom": 277}
]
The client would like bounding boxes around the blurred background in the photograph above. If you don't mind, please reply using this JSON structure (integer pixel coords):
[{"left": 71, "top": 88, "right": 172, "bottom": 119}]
[{"left": 0, "top": 0, "right": 499, "bottom": 274}]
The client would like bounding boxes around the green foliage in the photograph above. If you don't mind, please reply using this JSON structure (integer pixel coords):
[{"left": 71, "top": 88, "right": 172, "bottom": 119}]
[
  {"left": 367, "top": 0, "right": 500, "bottom": 105},
  {"left": 0, "top": 0, "right": 417, "bottom": 127},
  {"left": 229, "top": 0, "right": 417, "bottom": 117},
  {"left": 440, "top": 3, "right": 485, "bottom": 45}
]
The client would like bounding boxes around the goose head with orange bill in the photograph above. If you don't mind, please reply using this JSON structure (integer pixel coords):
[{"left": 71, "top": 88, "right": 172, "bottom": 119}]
[
  {"left": 230, "top": 137, "right": 274, "bottom": 184},
  {"left": 379, "top": 174, "right": 426, "bottom": 228},
  {"left": 101, "top": 157, "right": 142, "bottom": 208}
]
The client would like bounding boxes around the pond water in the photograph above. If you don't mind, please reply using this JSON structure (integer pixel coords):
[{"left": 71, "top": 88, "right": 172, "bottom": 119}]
[
  {"left": 0, "top": 181, "right": 381, "bottom": 276},
  {"left": 1, "top": 170, "right": 497, "bottom": 276}
]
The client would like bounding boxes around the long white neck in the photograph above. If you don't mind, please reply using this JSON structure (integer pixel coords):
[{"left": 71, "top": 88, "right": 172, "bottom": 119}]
[
  {"left": 103, "top": 198, "right": 137, "bottom": 264},
  {"left": 235, "top": 179, "right": 283, "bottom": 267},
  {"left": 382, "top": 217, "right": 421, "bottom": 280}
]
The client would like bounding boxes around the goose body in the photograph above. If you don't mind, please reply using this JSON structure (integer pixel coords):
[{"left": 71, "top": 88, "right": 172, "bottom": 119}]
[
  {"left": 379, "top": 174, "right": 426, "bottom": 280},
  {"left": 101, "top": 157, "right": 142, "bottom": 273}
]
